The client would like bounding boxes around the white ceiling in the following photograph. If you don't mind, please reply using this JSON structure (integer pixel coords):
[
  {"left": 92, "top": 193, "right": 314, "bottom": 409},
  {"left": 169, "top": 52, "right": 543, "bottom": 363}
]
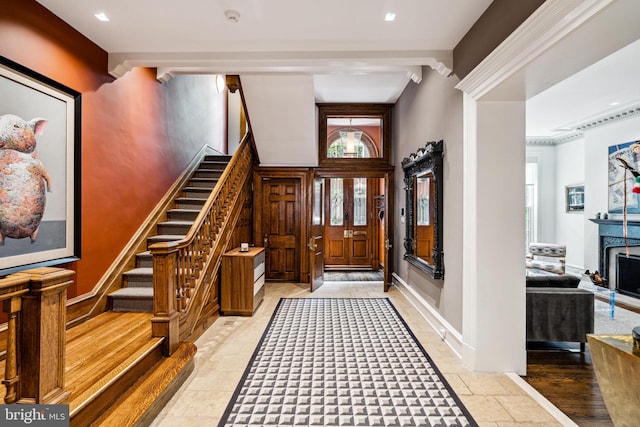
[
  {"left": 35, "top": 0, "right": 492, "bottom": 103},
  {"left": 526, "top": 38, "right": 640, "bottom": 140},
  {"left": 34, "top": 0, "right": 640, "bottom": 138}
]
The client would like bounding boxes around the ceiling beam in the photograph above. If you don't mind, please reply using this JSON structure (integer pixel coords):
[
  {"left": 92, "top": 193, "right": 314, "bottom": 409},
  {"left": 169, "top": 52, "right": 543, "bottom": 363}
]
[{"left": 107, "top": 50, "right": 453, "bottom": 82}]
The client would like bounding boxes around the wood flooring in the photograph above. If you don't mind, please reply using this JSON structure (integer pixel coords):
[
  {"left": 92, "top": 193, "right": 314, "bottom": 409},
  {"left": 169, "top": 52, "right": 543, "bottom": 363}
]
[
  {"left": 524, "top": 291, "right": 640, "bottom": 425},
  {"left": 525, "top": 344, "right": 613, "bottom": 426}
]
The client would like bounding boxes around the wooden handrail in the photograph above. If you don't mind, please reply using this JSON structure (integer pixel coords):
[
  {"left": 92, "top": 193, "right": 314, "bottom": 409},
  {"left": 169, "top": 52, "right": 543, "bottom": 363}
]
[{"left": 149, "top": 134, "right": 256, "bottom": 355}]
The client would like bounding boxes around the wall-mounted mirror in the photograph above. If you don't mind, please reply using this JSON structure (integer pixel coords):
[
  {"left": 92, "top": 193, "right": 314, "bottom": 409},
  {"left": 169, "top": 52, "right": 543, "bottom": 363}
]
[{"left": 402, "top": 140, "right": 444, "bottom": 279}]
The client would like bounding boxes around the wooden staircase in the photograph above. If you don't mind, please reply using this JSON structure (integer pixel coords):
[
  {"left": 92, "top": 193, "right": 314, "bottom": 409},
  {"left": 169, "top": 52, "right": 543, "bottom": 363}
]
[{"left": 108, "top": 155, "right": 231, "bottom": 312}]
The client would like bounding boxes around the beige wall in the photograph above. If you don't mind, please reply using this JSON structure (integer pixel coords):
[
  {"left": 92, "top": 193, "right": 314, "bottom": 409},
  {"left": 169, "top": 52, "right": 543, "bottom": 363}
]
[{"left": 393, "top": 67, "right": 464, "bottom": 331}]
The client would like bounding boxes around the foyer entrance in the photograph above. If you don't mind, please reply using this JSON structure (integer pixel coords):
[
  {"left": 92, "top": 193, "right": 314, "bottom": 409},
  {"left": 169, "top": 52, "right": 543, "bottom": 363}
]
[{"left": 324, "top": 177, "right": 378, "bottom": 270}]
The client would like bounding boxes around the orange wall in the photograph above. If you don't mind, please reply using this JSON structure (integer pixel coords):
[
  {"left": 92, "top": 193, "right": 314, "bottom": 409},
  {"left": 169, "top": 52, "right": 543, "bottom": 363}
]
[{"left": 0, "top": 0, "right": 204, "bottom": 296}]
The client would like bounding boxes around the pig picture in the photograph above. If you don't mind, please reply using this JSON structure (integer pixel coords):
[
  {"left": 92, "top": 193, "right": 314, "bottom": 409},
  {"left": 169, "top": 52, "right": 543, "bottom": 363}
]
[{"left": 0, "top": 114, "right": 51, "bottom": 244}]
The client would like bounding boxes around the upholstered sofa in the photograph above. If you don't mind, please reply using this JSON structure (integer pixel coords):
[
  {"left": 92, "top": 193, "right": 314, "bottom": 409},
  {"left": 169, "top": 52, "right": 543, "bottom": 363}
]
[
  {"left": 526, "top": 274, "right": 580, "bottom": 288},
  {"left": 526, "top": 285, "right": 594, "bottom": 352}
]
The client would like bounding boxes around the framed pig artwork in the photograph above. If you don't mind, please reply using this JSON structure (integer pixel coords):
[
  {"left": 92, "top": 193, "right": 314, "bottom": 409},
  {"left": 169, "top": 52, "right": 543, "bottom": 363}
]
[{"left": 0, "top": 56, "right": 81, "bottom": 276}]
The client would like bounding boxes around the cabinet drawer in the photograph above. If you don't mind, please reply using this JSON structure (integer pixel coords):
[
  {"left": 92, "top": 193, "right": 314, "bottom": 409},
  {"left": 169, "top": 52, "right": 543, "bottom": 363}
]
[
  {"left": 254, "top": 274, "right": 265, "bottom": 296},
  {"left": 254, "top": 261, "right": 265, "bottom": 282},
  {"left": 254, "top": 251, "right": 265, "bottom": 268}
]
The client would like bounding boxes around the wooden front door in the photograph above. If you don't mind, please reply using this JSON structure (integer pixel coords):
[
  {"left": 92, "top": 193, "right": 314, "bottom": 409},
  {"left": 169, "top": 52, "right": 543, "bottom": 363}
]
[
  {"left": 324, "top": 177, "right": 377, "bottom": 269},
  {"left": 262, "top": 178, "right": 301, "bottom": 281},
  {"left": 309, "top": 177, "right": 325, "bottom": 291}
]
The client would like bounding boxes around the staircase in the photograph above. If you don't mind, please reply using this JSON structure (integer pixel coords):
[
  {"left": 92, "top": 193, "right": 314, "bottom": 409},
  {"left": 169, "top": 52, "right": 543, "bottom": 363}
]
[{"left": 108, "top": 155, "right": 232, "bottom": 312}]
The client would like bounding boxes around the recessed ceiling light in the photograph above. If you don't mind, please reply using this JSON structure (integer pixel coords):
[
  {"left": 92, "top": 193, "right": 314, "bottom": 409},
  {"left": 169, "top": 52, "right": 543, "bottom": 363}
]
[
  {"left": 385, "top": 12, "right": 396, "bottom": 22},
  {"left": 94, "top": 12, "right": 109, "bottom": 22},
  {"left": 610, "top": 101, "right": 620, "bottom": 106}
]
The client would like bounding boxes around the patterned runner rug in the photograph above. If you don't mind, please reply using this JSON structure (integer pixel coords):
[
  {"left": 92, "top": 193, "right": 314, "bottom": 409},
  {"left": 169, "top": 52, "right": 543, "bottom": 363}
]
[{"left": 219, "top": 298, "right": 478, "bottom": 427}]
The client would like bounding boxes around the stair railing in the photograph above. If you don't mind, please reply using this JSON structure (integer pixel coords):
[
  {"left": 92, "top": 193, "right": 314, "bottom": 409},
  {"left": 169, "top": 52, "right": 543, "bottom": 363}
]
[
  {"left": 0, "top": 268, "right": 73, "bottom": 404},
  {"left": 149, "top": 134, "right": 256, "bottom": 355}
]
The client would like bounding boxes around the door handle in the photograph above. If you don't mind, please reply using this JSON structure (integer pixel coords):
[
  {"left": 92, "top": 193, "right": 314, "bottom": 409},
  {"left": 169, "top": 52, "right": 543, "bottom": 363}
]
[
  {"left": 308, "top": 238, "right": 317, "bottom": 250},
  {"left": 343, "top": 230, "right": 354, "bottom": 238},
  {"left": 263, "top": 234, "right": 268, "bottom": 248},
  {"left": 385, "top": 239, "right": 393, "bottom": 250}
]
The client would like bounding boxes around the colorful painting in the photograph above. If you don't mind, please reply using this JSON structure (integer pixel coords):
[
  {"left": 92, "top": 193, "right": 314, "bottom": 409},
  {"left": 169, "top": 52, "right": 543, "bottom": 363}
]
[
  {"left": 0, "top": 56, "right": 81, "bottom": 276},
  {"left": 608, "top": 140, "right": 640, "bottom": 214}
]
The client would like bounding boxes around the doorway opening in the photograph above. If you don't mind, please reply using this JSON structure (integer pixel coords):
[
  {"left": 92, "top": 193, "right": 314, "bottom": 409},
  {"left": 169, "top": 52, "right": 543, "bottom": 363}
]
[{"left": 324, "top": 177, "right": 383, "bottom": 272}]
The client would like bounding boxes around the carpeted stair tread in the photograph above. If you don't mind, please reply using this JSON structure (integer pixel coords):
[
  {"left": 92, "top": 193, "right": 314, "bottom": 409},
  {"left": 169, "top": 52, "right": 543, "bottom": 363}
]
[
  {"left": 123, "top": 267, "right": 153, "bottom": 277},
  {"left": 91, "top": 342, "right": 197, "bottom": 427},
  {"left": 158, "top": 220, "right": 194, "bottom": 226},
  {"left": 147, "top": 234, "right": 186, "bottom": 244},
  {"left": 110, "top": 287, "right": 153, "bottom": 298}
]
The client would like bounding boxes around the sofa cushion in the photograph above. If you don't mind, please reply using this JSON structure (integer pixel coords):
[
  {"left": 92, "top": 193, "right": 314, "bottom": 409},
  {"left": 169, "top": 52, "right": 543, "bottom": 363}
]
[
  {"left": 526, "top": 275, "right": 580, "bottom": 288},
  {"left": 526, "top": 287, "right": 594, "bottom": 344}
]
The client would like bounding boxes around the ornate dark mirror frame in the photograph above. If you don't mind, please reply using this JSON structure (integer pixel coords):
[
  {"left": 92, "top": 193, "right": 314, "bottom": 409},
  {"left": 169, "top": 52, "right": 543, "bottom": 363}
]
[{"left": 402, "top": 140, "right": 444, "bottom": 279}]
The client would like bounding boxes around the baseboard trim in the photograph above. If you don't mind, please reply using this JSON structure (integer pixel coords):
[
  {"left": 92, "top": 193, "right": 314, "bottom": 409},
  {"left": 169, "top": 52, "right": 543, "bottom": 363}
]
[{"left": 392, "top": 273, "right": 463, "bottom": 359}]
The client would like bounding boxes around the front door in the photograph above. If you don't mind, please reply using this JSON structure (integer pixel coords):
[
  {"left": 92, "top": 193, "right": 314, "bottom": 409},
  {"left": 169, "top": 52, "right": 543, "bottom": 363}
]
[
  {"left": 262, "top": 178, "right": 301, "bottom": 281},
  {"left": 324, "top": 177, "right": 377, "bottom": 269},
  {"left": 309, "top": 177, "right": 324, "bottom": 291}
]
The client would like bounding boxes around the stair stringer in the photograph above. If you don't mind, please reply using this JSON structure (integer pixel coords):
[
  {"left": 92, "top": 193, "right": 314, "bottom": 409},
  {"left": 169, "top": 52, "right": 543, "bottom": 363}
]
[{"left": 65, "top": 145, "right": 220, "bottom": 328}]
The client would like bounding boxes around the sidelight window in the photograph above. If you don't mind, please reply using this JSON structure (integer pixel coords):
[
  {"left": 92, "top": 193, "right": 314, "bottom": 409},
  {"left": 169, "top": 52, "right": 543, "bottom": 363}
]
[
  {"left": 330, "top": 178, "right": 344, "bottom": 226},
  {"left": 353, "top": 178, "right": 367, "bottom": 226}
]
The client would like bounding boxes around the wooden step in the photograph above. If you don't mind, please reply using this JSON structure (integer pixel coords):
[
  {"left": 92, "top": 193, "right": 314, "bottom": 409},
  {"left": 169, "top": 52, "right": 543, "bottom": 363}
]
[
  {"left": 167, "top": 208, "right": 200, "bottom": 222},
  {"left": 122, "top": 267, "right": 153, "bottom": 287},
  {"left": 174, "top": 197, "right": 206, "bottom": 209},
  {"left": 65, "top": 312, "right": 164, "bottom": 426},
  {"left": 157, "top": 220, "right": 193, "bottom": 235},
  {"left": 136, "top": 251, "right": 153, "bottom": 268},
  {"left": 182, "top": 186, "right": 211, "bottom": 199},
  {"left": 109, "top": 287, "right": 154, "bottom": 312},
  {"left": 147, "top": 234, "right": 185, "bottom": 246},
  {"left": 188, "top": 177, "right": 218, "bottom": 188},
  {"left": 192, "top": 170, "right": 222, "bottom": 179},
  {"left": 91, "top": 342, "right": 196, "bottom": 426}
]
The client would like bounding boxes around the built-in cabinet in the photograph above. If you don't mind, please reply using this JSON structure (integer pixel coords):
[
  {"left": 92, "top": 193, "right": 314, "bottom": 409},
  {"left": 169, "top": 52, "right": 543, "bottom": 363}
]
[{"left": 221, "top": 247, "right": 265, "bottom": 315}]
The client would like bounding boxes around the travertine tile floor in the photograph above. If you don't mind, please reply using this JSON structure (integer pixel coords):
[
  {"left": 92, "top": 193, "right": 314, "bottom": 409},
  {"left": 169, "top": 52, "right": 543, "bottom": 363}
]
[{"left": 151, "top": 282, "right": 575, "bottom": 426}]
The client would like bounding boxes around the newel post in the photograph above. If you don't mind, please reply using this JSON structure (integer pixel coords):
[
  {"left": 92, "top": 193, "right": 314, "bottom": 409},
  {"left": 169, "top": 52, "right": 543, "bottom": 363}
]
[
  {"left": 151, "top": 245, "right": 180, "bottom": 356},
  {"left": 19, "top": 267, "right": 73, "bottom": 404}
]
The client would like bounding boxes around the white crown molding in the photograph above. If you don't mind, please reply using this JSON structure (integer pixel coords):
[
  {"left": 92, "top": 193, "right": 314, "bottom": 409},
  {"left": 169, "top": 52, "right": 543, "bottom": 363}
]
[
  {"left": 108, "top": 50, "right": 453, "bottom": 82},
  {"left": 573, "top": 104, "right": 640, "bottom": 131},
  {"left": 526, "top": 132, "right": 584, "bottom": 146},
  {"left": 526, "top": 103, "right": 640, "bottom": 145},
  {"left": 456, "top": 0, "right": 616, "bottom": 100}
]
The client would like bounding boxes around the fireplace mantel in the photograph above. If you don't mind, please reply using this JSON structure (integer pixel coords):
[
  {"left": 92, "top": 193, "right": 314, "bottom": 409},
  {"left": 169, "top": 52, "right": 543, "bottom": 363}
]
[{"left": 590, "top": 218, "right": 640, "bottom": 282}]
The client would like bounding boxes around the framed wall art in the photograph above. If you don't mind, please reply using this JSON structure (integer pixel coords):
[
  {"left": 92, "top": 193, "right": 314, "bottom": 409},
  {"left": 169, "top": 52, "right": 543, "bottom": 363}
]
[
  {"left": 565, "top": 184, "right": 584, "bottom": 212},
  {"left": 0, "top": 56, "right": 81, "bottom": 276},
  {"left": 608, "top": 140, "right": 640, "bottom": 214}
]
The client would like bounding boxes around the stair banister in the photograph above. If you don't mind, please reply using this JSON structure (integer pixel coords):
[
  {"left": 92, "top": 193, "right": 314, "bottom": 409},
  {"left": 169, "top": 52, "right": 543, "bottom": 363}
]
[{"left": 149, "top": 135, "right": 256, "bottom": 356}]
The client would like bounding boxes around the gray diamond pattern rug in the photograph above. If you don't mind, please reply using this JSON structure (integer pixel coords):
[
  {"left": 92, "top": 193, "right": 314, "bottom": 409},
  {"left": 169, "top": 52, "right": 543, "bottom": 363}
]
[{"left": 219, "top": 298, "right": 478, "bottom": 427}]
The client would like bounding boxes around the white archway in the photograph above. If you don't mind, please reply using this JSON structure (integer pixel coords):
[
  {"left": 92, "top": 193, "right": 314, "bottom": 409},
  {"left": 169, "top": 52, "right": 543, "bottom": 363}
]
[{"left": 456, "top": 0, "right": 640, "bottom": 373}]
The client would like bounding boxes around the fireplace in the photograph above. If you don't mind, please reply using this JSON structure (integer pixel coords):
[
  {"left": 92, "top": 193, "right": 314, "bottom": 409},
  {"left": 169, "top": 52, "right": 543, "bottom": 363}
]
[
  {"left": 616, "top": 253, "right": 640, "bottom": 298},
  {"left": 591, "top": 218, "right": 640, "bottom": 297}
]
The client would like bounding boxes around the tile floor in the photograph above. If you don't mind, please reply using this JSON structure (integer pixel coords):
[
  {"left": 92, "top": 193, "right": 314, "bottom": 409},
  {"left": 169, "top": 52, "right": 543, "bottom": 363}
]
[{"left": 150, "top": 281, "right": 574, "bottom": 427}]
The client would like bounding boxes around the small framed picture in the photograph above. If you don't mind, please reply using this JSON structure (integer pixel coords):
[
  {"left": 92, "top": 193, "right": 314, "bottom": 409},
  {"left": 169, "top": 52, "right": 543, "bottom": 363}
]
[{"left": 566, "top": 184, "right": 584, "bottom": 212}]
